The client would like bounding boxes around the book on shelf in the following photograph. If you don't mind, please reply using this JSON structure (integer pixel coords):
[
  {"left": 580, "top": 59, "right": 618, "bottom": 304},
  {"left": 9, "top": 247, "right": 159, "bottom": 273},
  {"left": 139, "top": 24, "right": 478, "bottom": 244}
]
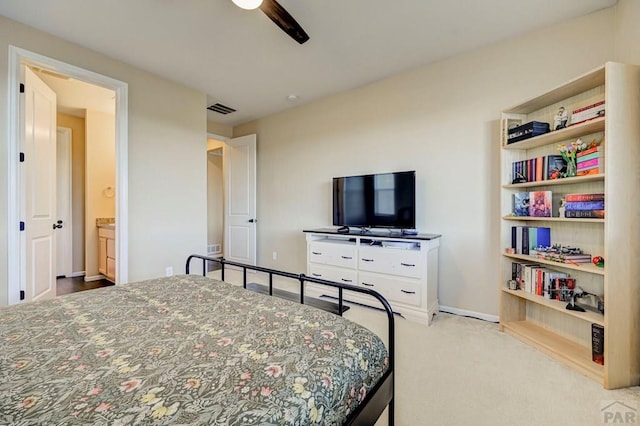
[
  {"left": 576, "top": 151, "right": 600, "bottom": 162},
  {"left": 576, "top": 145, "right": 601, "bottom": 157},
  {"left": 546, "top": 155, "right": 567, "bottom": 180},
  {"left": 511, "top": 226, "right": 551, "bottom": 255},
  {"left": 592, "top": 324, "right": 605, "bottom": 365},
  {"left": 565, "top": 201, "right": 605, "bottom": 211},
  {"left": 576, "top": 158, "right": 599, "bottom": 169},
  {"left": 513, "top": 193, "right": 530, "bottom": 216},
  {"left": 577, "top": 167, "right": 600, "bottom": 176},
  {"left": 533, "top": 251, "right": 592, "bottom": 264},
  {"left": 529, "top": 191, "right": 552, "bottom": 217},
  {"left": 565, "top": 193, "right": 605, "bottom": 202},
  {"left": 564, "top": 209, "right": 605, "bottom": 219},
  {"left": 570, "top": 100, "right": 605, "bottom": 126}
]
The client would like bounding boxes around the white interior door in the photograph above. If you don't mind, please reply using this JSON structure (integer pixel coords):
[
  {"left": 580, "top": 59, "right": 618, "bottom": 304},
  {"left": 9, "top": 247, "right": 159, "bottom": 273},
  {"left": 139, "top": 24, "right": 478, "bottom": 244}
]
[
  {"left": 56, "top": 127, "right": 73, "bottom": 277},
  {"left": 224, "top": 134, "right": 257, "bottom": 265},
  {"left": 23, "top": 67, "right": 57, "bottom": 302}
]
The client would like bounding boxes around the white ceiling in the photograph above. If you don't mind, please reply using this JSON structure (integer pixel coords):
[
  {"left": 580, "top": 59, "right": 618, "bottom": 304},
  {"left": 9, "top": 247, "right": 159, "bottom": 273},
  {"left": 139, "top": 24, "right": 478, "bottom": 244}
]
[
  {"left": 33, "top": 68, "right": 116, "bottom": 118},
  {"left": 0, "top": 0, "right": 617, "bottom": 127}
]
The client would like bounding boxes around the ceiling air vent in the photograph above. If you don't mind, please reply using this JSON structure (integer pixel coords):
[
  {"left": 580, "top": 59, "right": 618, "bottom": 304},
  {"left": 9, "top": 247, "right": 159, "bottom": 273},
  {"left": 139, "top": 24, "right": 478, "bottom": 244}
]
[{"left": 207, "top": 103, "right": 236, "bottom": 115}]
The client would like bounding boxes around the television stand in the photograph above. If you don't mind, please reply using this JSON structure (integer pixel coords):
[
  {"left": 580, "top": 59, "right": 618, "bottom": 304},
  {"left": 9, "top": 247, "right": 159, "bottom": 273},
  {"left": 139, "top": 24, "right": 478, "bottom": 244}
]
[
  {"left": 337, "top": 226, "right": 350, "bottom": 233},
  {"left": 303, "top": 228, "right": 442, "bottom": 325}
]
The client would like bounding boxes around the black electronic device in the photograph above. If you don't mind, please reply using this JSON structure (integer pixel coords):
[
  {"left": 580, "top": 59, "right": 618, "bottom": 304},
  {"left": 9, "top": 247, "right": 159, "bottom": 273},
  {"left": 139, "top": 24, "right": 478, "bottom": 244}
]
[
  {"left": 337, "top": 226, "right": 350, "bottom": 233},
  {"left": 333, "top": 171, "right": 416, "bottom": 230}
]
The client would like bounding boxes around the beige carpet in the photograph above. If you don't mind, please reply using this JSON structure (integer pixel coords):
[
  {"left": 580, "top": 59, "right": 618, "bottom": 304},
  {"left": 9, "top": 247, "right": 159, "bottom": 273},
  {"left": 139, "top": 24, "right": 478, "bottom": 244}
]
[
  {"left": 208, "top": 269, "right": 640, "bottom": 425},
  {"left": 344, "top": 306, "right": 640, "bottom": 426}
]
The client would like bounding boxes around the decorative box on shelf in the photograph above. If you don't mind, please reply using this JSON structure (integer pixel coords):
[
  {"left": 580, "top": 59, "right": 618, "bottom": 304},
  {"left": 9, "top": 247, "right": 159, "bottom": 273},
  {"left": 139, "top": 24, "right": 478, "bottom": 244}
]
[{"left": 507, "top": 121, "right": 550, "bottom": 144}]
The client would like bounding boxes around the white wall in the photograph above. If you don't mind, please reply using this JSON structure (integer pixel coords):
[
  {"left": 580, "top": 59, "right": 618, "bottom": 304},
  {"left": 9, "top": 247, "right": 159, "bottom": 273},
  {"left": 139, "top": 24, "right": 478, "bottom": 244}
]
[
  {"left": 0, "top": 15, "right": 207, "bottom": 305},
  {"left": 234, "top": 7, "right": 620, "bottom": 317}
]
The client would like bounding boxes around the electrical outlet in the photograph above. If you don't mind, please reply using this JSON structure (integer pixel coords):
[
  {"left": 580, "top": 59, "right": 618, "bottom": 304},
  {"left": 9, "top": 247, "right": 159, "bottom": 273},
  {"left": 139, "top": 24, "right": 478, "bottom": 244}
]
[
  {"left": 165, "top": 266, "right": 173, "bottom": 277},
  {"left": 272, "top": 251, "right": 277, "bottom": 260}
]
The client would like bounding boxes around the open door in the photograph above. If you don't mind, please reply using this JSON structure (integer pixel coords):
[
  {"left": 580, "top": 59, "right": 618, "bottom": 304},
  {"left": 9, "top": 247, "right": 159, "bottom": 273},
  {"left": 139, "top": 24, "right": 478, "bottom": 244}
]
[
  {"left": 223, "top": 134, "right": 257, "bottom": 265},
  {"left": 23, "top": 67, "right": 58, "bottom": 302}
]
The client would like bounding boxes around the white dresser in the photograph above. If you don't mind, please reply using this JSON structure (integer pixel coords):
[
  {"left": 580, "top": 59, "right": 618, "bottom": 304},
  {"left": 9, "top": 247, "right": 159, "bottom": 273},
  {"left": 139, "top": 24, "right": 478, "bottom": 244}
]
[{"left": 304, "top": 229, "right": 441, "bottom": 325}]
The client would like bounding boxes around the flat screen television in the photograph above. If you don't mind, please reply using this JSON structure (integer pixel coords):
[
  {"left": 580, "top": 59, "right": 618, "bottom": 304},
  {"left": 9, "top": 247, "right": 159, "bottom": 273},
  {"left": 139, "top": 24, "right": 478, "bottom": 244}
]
[{"left": 333, "top": 171, "right": 416, "bottom": 229}]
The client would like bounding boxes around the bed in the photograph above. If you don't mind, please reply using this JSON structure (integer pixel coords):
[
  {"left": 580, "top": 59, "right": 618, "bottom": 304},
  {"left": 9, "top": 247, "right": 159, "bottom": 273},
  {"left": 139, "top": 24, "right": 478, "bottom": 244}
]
[{"left": 0, "top": 254, "right": 395, "bottom": 425}]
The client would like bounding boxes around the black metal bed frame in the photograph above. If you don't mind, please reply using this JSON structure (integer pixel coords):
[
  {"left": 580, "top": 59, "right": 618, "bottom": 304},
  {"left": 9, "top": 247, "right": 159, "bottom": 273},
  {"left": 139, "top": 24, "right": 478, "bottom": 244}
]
[{"left": 185, "top": 254, "right": 395, "bottom": 426}]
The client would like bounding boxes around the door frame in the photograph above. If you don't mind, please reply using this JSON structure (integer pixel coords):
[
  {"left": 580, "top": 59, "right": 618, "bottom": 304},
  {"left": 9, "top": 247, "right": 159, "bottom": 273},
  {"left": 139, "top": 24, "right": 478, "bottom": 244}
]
[
  {"left": 7, "top": 45, "right": 129, "bottom": 305},
  {"left": 56, "top": 127, "right": 73, "bottom": 278}
]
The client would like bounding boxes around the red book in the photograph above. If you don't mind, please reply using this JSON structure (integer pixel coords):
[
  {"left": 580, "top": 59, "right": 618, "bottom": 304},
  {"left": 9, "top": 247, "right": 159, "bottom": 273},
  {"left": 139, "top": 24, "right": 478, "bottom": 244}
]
[
  {"left": 565, "top": 193, "right": 605, "bottom": 202},
  {"left": 577, "top": 146, "right": 601, "bottom": 157}
]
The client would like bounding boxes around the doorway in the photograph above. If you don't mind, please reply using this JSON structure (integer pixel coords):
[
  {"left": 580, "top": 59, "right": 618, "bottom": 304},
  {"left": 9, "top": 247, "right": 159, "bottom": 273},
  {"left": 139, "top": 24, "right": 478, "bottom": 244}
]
[
  {"left": 34, "top": 66, "right": 118, "bottom": 288},
  {"left": 207, "top": 134, "right": 257, "bottom": 268},
  {"left": 7, "top": 46, "right": 129, "bottom": 305}
]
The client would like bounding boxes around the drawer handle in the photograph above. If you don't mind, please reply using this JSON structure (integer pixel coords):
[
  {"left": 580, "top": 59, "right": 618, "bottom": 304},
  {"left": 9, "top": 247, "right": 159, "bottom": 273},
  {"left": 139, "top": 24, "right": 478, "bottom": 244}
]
[
  {"left": 362, "top": 282, "right": 375, "bottom": 287},
  {"left": 401, "top": 289, "right": 416, "bottom": 294},
  {"left": 312, "top": 273, "right": 322, "bottom": 277},
  {"left": 361, "top": 258, "right": 374, "bottom": 262},
  {"left": 400, "top": 263, "right": 415, "bottom": 267},
  {"left": 341, "top": 278, "right": 353, "bottom": 283},
  {"left": 312, "top": 251, "right": 322, "bottom": 255},
  {"left": 341, "top": 256, "right": 352, "bottom": 259}
]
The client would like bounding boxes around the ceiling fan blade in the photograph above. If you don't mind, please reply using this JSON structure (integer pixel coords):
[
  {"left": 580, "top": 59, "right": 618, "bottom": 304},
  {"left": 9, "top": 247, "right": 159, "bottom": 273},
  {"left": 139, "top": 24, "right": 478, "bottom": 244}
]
[{"left": 259, "top": 0, "right": 309, "bottom": 44}]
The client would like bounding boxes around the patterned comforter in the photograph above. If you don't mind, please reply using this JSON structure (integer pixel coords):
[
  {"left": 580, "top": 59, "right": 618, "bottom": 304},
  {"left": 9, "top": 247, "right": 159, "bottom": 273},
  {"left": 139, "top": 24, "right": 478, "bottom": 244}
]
[{"left": 0, "top": 275, "right": 389, "bottom": 425}]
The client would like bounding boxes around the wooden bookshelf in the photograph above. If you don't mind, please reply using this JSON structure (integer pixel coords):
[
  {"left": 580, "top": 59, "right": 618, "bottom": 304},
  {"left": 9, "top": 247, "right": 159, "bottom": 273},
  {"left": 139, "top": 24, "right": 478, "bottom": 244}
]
[
  {"left": 501, "top": 288, "right": 604, "bottom": 326},
  {"left": 502, "top": 173, "right": 604, "bottom": 189},
  {"left": 503, "top": 117, "right": 605, "bottom": 150},
  {"left": 502, "top": 215, "right": 605, "bottom": 224},
  {"left": 499, "top": 62, "right": 640, "bottom": 389},
  {"left": 503, "top": 253, "right": 605, "bottom": 276},
  {"left": 501, "top": 320, "right": 604, "bottom": 382}
]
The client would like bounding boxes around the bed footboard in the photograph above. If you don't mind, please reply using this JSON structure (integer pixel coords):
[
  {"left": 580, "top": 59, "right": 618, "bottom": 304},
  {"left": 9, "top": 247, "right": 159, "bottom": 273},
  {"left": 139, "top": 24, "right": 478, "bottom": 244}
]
[{"left": 185, "top": 254, "right": 395, "bottom": 426}]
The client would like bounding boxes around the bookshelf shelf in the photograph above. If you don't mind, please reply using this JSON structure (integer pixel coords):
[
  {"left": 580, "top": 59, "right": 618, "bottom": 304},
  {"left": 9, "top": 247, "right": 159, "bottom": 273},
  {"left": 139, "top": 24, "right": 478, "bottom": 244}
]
[
  {"left": 503, "top": 253, "right": 604, "bottom": 275},
  {"left": 503, "top": 117, "right": 605, "bottom": 150},
  {"left": 501, "top": 288, "right": 604, "bottom": 326},
  {"left": 502, "top": 173, "right": 605, "bottom": 189},
  {"left": 502, "top": 215, "right": 605, "bottom": 224},
  {"left": 501, "top": 320, "right": 604, "bottom": 382},
  {"left": 499, "top": 62, "right": 640, "bottom": 389}
]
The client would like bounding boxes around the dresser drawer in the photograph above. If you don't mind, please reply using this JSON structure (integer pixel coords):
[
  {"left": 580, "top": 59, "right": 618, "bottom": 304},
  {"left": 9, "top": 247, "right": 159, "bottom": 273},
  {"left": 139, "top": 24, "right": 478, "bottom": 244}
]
[
  {"left": 309, "top": 241, "right": 357, "bottom": 269},
  {"left": 359, "top": 248, "right": 423, "bottom": 278},
  {"left": 359, "top": 272, "right": 421, "bottom": 306},
  {"left": 308, "top": 264, "right": 357, "bottom": 285}
]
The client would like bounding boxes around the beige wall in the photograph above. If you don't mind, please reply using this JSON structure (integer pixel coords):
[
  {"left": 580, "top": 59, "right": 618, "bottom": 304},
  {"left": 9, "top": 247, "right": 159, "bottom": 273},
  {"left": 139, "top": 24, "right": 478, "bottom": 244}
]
[
  {"left": 234, "top": 7, "right": 622, "bottom": 317},
  {"left": 0, "top": 16, "right": 207, "bottom": 304},
  {"left": 613, "top": 0, "right": 640, "bottom": 65},
  {"left": 57, "top": 113, "right": 86, "bottom": 274},
  {"left": 85, "top": 110, "right": 115, "bottom": 278},
  {"left": 207, "top": 121, "right": 232, "bottom": 138},
  {"left": 207, "top": 151, "right": 224, "bottom": 251}
]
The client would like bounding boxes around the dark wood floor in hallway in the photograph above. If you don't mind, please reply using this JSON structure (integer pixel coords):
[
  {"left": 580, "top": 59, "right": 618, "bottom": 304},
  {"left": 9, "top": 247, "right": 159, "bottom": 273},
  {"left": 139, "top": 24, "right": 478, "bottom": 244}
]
[{"left": 57, "top": 276, "right": 114, "bottom": 296}]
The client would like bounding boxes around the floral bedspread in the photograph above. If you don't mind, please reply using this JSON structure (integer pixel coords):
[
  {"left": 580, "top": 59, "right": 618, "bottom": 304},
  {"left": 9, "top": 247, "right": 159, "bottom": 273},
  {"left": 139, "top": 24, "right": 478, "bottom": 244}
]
[{"left": 0, "top": 275, "right": 388, "bottom": 425}]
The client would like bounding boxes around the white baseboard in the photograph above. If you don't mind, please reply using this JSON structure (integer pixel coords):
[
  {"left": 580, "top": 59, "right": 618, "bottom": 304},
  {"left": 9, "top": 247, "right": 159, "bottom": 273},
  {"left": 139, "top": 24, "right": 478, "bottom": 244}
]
[
  {"left": 69, "top": 271, "right": 85, "bottom": 278},
  {"left": 439, "top": 305, "right": 499, "bottom": 323},
  {"left": 84, "top": 275, "right": 106, "bottom": 282}
]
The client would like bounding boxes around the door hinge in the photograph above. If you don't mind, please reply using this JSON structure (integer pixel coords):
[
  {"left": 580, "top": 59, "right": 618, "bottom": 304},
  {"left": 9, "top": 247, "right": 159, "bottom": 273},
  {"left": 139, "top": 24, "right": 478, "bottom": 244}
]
[
  {"left": 20, "top": 221, "right": 25, "bottom": 231},
  {"left": 19, "top": 83, "right": 25, "bottom": 93},
  {"left": 19, "top": 152, "right": 25, "bottom": 162},
  {"left": 19, "top": 290, "right": 25, "bottom": 300}
]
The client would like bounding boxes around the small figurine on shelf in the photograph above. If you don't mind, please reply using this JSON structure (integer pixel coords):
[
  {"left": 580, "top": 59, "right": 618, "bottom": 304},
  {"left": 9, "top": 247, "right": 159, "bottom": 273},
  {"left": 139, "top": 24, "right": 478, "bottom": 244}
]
[
  {"left": 592, "top": 256, "right": 605, "bottom": 268},
  {"left": 558, "top": 198, "right": 566, "bottom": 218},
  {"left": 554, "top": 106, "right": 569, "bottom": 130}
]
